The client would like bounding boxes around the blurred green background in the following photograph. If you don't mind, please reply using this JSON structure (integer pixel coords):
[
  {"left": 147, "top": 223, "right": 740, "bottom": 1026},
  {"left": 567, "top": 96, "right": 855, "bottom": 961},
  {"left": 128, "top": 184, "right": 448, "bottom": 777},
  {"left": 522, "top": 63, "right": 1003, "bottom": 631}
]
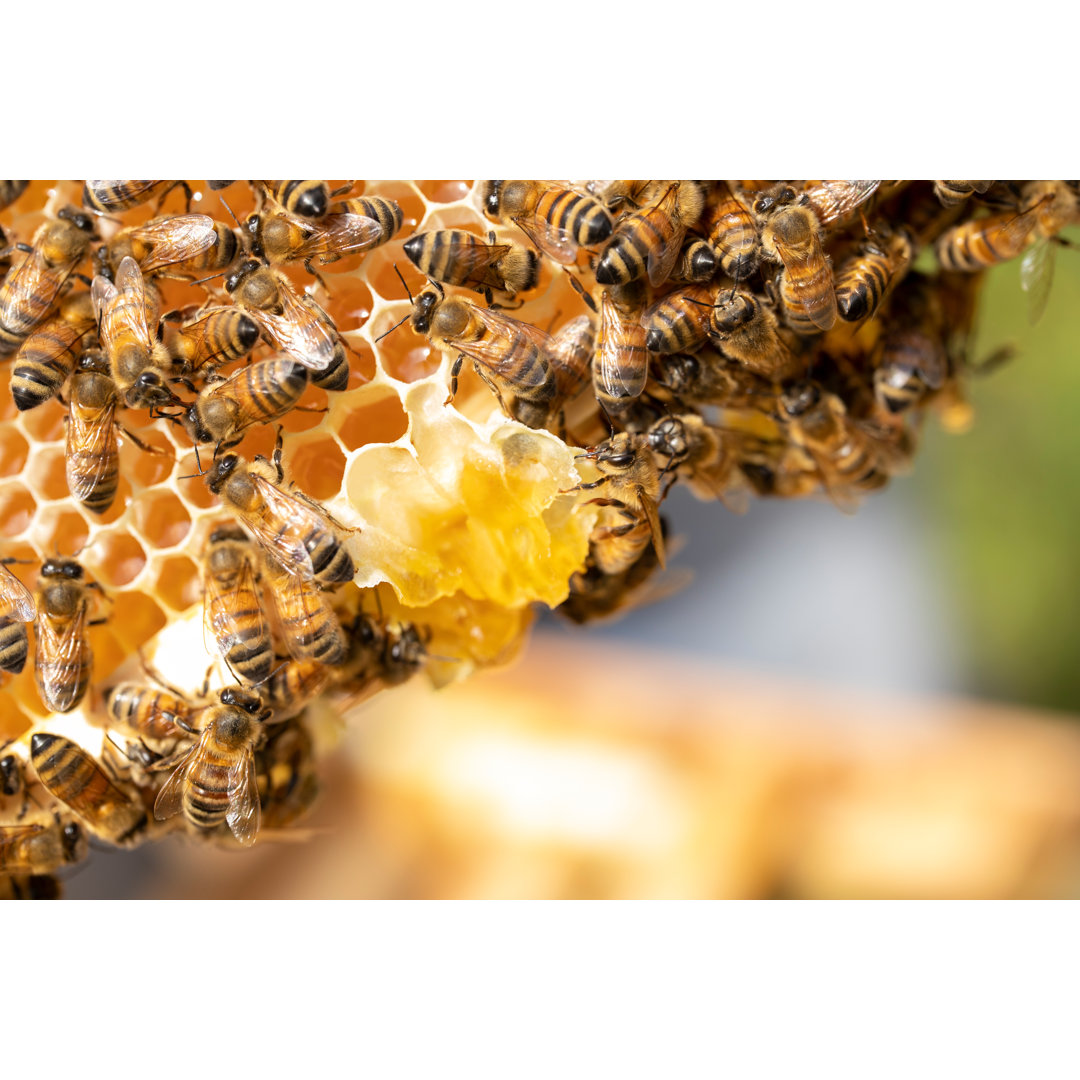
[{"left": 919, "top": 230, "right": 1080, "bottom": 713}]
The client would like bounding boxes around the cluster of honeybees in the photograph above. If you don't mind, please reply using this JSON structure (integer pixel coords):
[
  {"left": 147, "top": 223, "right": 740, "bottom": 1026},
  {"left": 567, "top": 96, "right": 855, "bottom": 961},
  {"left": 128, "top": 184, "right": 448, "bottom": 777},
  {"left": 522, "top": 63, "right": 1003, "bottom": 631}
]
[{"left": 1, "top": 178, "right": 1072, "bottom": 898}]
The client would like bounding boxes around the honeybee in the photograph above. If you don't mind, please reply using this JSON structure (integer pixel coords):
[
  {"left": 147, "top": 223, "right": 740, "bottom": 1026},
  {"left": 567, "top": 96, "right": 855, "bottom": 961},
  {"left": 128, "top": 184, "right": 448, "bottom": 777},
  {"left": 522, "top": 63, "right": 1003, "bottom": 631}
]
[
  {"left": 403, "top": 229, "right": 540, "bottom": 303},
  {"left": 833, "top": 228, "right": 913, "bottom": 323},
  {"left": 262, "top": 181, "right": 342, "bottom": 220},
  {"left": 0, "top": 817, "right": 87, "bottom": 875},
  {"left": 104, "top": 681, "right": 193, "bottom": 756},
  {"left": 596, "top": 181, "right": 706, "bottom": 287},
  {"left": 592, "top": 282, "right": 649, "bottom": 418},
  {"left": 933, "top": 181, "right": 994, "bottom": 208},
  {"left": 30, "top": 732, "right": 148, "bottom": 846},
  {"left": 183, "top": 356, "right": 309, "bottom": 452},
  {"left": 104, "top": 214, "right": 233, "bottom": 278},
  {"left": 705, "top": 185, "right": 760, "bottom": 282},
  {"left": 801, "top": 180, "right": 882, "bottom": 228},
  {"left": 92, "top": 256, "right": 177, "bottom": 410},
  {"left": 935, "top": 201, "right": 1043, "bottom": 273},
  {"left": 257, "top": 720, "right": 321, "bottom": 831},
  {"left": 1018, "top": 181, "right": 1080, "bottom": 325},
  {"left": 263, "top": 555, "right": 347, "bottom": 666},
  {"left": 165, "top": 305, "right": 260, "bottom": 374},
  {"left": 545, "top": 313, "right": 596, "bottom": 425},
  {"left": 776, "top": 380, "right": 890, "bottom": 511},
  {"left": 262, "top": 657, "right": 332, "bottom": 720},
  {"left": 872, "top": 327, "right": 947, "bottom": 414},
  {"left": 65, "top": 351, "right": 124, "bottom": 514},
  {"left": 0, "top": 559, "right": 36, "bottom": 675},
  {"left": 9, "top": 291, "right": 97, "bottom": 411},
  {"left": 576, "top": 432, "right": 666, "bottom": 573},
  {"left": 404, "top": 282, "right": 558, "bottom": 428},
  {"left": 379, "top": 621, "right": 430, "bottom": 686},
  {"left": 670, "top": 238, "right": 718, "bottom": 284},
  {"left": 82, "top": 180, "right": 184, "bottom": 214},
  {"left": 480, "top": 180, "right": 614, "bottom": 265},
  {"left": 201, "top": 524, "right": 273, "bottom": 686},
  {"left": 0, "top": 206, "right": 97, "bottom": 357},
  {"left": 0, "top": 874, "right": 62, "bottom": 900},
  {"left": 225, "top": 259, "right": 349, "bottom": 392},
  {"left": 653, "top": 349, "right": 746, "bottom": 404},
  {"left": 755, "top": 186, "right": 836, "bottom": 332},
  {"left": 204, "top": 439, "right": 356, "bottom": 587},
  {"left": 34, "top": 556, "right": 103, "bottom": 713},
  {"left": 706, "top": 290, "right": 802, "bottom": 381},
  {"left": 0, "top": 180, "right": 29, "bottom": 210},
  {"left": 646, "top": 412, "right": 747, "bottom": 508},
  {"left": 641, "top": 283, "right": 716, "bottom": 355},
  {"left": 153, "top": 686, "right": 271, "bottom": 846},
  {"left": 248, "top": 195, "right": 402, "bottom": 274}
]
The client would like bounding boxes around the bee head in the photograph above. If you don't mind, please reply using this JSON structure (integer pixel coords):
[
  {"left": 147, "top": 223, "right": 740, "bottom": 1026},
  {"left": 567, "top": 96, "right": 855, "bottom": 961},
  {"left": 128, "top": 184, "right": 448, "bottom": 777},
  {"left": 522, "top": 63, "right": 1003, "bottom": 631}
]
[
  {"left": 183, "top": 403, "right": 214, "bottom": 445},
  {"left": 57, "top": 205, "right": 96, "bottom": 235},
  {"left": 219, "top": 686, "right": 264, "bottom": 713},
  {"left": 753, "top": 185, "right": 797, "bottom": 217},
  {"left": 243, "top": 213, "right": 263, "bottom": 258},
  {"left": 41, "top": 557, "right": 83, "bottom": 580},
  {"left": 205, "top": 453, "right": 239, "bottom": 493},
  {"left": 226, "top": 258, "right": 262, "bottom": 294},
  {"left": 648, "top": 417, "right": 687, "bottom": 459},
  {"left": 780, "top": 380, "right": 821, "bottom": 418},
  {"left": 411, "top": 289, "right": 441, "bottom": 335}
]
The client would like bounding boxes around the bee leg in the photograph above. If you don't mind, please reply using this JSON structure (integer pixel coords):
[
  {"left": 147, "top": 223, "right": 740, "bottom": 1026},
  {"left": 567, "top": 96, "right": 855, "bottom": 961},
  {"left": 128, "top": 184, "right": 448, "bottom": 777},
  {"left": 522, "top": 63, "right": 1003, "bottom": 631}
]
[
  {"left": 158, "top": 180, "right": 194, "bottom": 215},
  {"left": 15, "top": 242, "right": 32, "bottom": 255},
  {"left": 118, "top": 426, "right": 170, "bottom": 456},
  {"left": 328, "top": 182, "right": 354, "bottom": 200},
  {"left": 563, "top": 269, "right": 598, "bottom": 313},
  {"left": 444, "top": 355, "right": 465, "bottom": 406},
  {"left": 472, "top": 364, "right": 514, "bottom": 418},
  {"left": 303, "top": 259, "right": 332, "bottom": 295}
]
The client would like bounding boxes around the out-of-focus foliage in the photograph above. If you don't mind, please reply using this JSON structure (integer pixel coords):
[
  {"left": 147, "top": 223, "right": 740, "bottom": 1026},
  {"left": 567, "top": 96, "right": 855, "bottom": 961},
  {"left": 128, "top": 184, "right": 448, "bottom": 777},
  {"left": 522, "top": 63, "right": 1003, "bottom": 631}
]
[{"left": 920, "top": 227, "right": 1080, "bottom": 712}]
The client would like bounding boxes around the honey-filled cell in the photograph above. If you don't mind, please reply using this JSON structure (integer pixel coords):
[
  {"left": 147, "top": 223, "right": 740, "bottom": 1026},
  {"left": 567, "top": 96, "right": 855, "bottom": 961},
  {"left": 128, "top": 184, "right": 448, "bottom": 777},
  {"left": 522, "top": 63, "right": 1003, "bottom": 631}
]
[
  {"left": 132, "top": 490, "right": 191, "bottom": 550},
  {"left": 320, "top": 278, "right": 373, "bottom": 336},
  {"left": 336, "top": 393, "right": 409, "bottom": 452},
  {"left": 152, "top": 554, "right": 202, "bottom": 614},
  {"left": 0, "top": 427, "right": 29, "bottom": 476},
  {"left": 29, "top": 506, "right": 89, "bottom": 555},
  {"left": 90, "top": 531, "right": 147, "bottom": 588},
  {"left": 105, "top": 589, "right": 168, "bottom": 654},
  {"left": 17, "top": 398, "right": 66, "bottom": 443},
  {"left": 25, "top": 446, "right": 69, "bottom": 502},
  {"left": 417, "top": 180, "right": 472, "bottom": 205},
  {"left": 365, "top": 181, "right": 425, "bottom": 232},
  {"left": 0, "top": 484, "right": 37, "bottom": 538},
  {"left": 286, "top": 436, "right": 348, "bottom": 502},
  {"left": 175, "top": 456, "right": 218, "bottom": 511},
  {"left": 123, "top": 426, "right": 177, "bottom": 488},
  {"left": 365, "top": 246, "right": 426, "bottom": 303}
]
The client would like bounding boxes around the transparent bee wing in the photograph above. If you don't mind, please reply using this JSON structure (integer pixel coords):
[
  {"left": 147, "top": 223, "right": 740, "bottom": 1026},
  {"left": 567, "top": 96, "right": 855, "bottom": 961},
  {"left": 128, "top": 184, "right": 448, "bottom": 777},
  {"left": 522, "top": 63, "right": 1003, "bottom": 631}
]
[
  {"left": 65, "top": 389, "right": 118, "bottom": 506},
  {"left": 1021, "top": 236, "right": 1055, "bottom": 326},
  {"left": 240, "top": 474, "right": 325, "bottom": 580},
  {"left": 112, "top": 256, "right": 152, "bottom": 347},
  {"left": 804, "top": 180, "right": 881, "bottom": 226},
  {"left": 130, "top": 214, "right": 218, "bottom": 273},
  {"left": 597, "top": 292, "right": 649, "bottom": 399},
  {"left": 511, "top": 213, "right": 579, "bottom": 266},
  {"left": 7, "top": 246, "right": 70, "bottom": 324},
  {"left": 294, "top": 210, "right": 387, "bottom": 259},
  {"left": 643, "top": 185, "right": 685, "bottom": 288},
  {"left": 34, "top": 604, "right": 90, "bottom": 713},
  {"left": 225, "top": 751, "right": 261, "bottom": 847},
  {"left": 638, "top": 489, "right": 666, "bottom": 569},
  {"left": 204, "top": 553, "right": 269, "bottom": 681},
  {"left": 778, "top": 253, "right": 838, "bottom": 331},
  {"left": 455, "top": 305, "right": 555, "bottom": 389},
  {"left": 0, "top": 563, "right": 36, "bottom": 623},
  {"left": 152, "top": 753, "right": 193, "bottom": 821},
  {"left": 252, "top": 280, "right": 339, "bottom": 372},
  {"left": 548, "top": 315, "right": 594, "bottom": 398},
  {"left": 271, "top": 569, "right": 325, "bottom": 660},
  {"left": 90, "top": 274, "right": 118, "bottom": 324}
]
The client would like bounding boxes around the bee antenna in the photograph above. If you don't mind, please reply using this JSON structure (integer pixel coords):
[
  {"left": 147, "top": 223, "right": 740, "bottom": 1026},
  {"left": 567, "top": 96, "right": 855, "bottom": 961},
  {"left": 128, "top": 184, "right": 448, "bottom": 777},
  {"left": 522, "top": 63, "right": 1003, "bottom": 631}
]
[
  {"left": 191, "top": 270, "right": 227, "bottom": 287},
  {"left": 374, "top": 313, "right": 410, "bottom": 343},
  {"left": 429, "top": 278, "right": 444, "bottom": 297},
  {"left": 218, "top": 195, "right": 242, "bottom": 229},
  {"left": 392, "top": 262, "right": 414, "bottom": 305}
]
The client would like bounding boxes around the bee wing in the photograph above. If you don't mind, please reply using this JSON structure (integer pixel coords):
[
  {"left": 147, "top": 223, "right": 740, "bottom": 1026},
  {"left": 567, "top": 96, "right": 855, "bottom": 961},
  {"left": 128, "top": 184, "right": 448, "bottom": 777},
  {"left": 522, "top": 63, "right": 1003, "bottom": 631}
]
[
  {"left": 597, "top": 292, "right": 648, "bottom": 399},
  {"left": 240, "top": 474, "right": 322, "bottom": 580},
  {"left": 153, "top": 751, "right": 194, "bottom": 821},
  {"left": 203, "top": 556, "right": 269, "bottom": 678},
  {"left": 294, "top": 210, "right": 386, "bottom": 259},
  {"left": 252, "top": 282, "right": 339, "bottom": 372},
  {"left": 225, "top": 750, "right": 260, "bottom": 847},
  {"left": 644, "top": 185, "right": 684, "bottom": 288},
  {"left": 0, "top": 564, "right": 35, "bottom": 623},
  {"left": 511, "top": 212, "right": 579, "bottom": 266},
  {"left": 804, "top": 180, "right": 880, "bottom": 226},
  {"left": 35, "top": 604, "right": 91, "bottom": 713},
  {"left": 7, "top": 246, "right": 69, "bottom": 316},
  {"left": 1021, "top": 236, "right": 1055, "bottom": 326},
  {"left": 637, "top": 488, "right": 666, "bottom": 569},
  {"left": 273, "top": 570, "right": 325, "bottom": 660},
  {"left": 65, "top": 392, "right": 118, "bottom": 505},
  {"left": 129, "top": 215, "right": 218, "bottom": 273},
  {"left": 548, "top": 315, "right": 594, "bottom": 398},
  {"left": 109, "top": 256, "right": 152, "bottom": 347},
  {"left": 455, "top": 305, "right": 555, "bottom": 388},
  {"left": 776, "top": 247, "right": 837, "bottom": 331}
]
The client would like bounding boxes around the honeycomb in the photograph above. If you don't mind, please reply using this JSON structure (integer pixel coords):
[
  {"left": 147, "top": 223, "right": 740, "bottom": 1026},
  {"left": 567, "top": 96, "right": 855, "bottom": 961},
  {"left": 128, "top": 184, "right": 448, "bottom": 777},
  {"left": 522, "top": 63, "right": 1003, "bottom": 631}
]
[{"left": 0, "top": 180, "right": 1065, "bottom": 892}]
